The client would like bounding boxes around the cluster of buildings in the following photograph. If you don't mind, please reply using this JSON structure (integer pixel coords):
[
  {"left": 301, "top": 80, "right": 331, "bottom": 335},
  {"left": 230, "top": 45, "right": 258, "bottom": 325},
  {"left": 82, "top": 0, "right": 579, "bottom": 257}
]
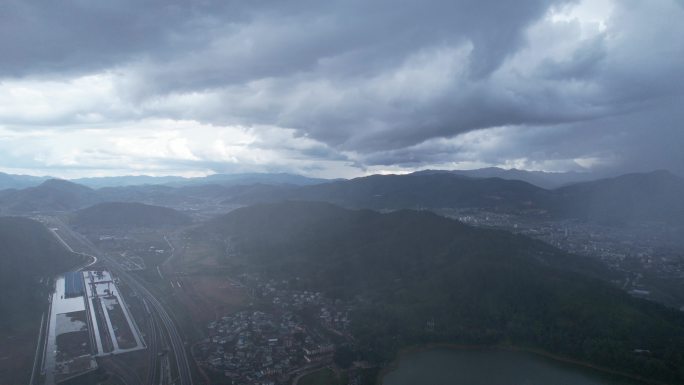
[
  {"left": 450, "top": 208, "right": 684, "bottom": 308},
  {"left": 318, "top": 306, "right": 351, "bottom": 333},
  {"left": 270, "top": 289, "right": 353, "bottom": 334},
  {"left": 195, "top": 310, "right": 335, "bottom": 384},
  {"left": 241, "top": 274, "right": 354, "bottom": 335}
]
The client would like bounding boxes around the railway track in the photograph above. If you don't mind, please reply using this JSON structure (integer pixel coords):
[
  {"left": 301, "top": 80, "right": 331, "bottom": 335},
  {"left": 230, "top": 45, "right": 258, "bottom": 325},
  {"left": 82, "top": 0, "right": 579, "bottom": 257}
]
[{"left": 47, "top": 217, "right": 194, "bottom": 385}]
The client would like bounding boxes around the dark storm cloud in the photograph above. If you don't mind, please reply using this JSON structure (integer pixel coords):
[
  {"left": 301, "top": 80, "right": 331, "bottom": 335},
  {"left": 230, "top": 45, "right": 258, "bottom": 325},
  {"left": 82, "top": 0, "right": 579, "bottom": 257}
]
[
  {"left": 1, "top": 0, "right": 683, "bottom": 177},
  {"left": 0, "top": 0, "right": 559, "bottom": 79},
  {"left": 113, "top": 0, "right": 571, "bottom": 111},
  {"left": 110, "top": 0, "right": 600, "bottom": 155},
  {"left": 0, "top": 0, "right": 246, "bottom": 76},
  {"left": 537, "top": 35, "right": 606, "bottom": 80}
]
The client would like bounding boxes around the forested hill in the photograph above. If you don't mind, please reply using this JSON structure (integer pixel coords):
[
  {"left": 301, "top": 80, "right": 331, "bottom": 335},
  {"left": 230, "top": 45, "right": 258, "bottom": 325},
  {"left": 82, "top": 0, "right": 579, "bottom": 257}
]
[
  {"left": 226, "top": 171, "right": 684, "bottom": 225},
  {"left": 0, "top": 217, "right": 85, "bottom": 331},
  {"left": 207, "top": 201, "right": 604, "bottom": 282},
  {"left": 71, "top": 202, "right": 191, "bottom": 228},
  {"left": 0, "top": 179, "right": 98, "bottom": 214},
  {"left": 200, "top": 201, "right": 684, "bottom": 384},
  {"left": 226, "top": 173, "right": 552, "bottom": 212}
]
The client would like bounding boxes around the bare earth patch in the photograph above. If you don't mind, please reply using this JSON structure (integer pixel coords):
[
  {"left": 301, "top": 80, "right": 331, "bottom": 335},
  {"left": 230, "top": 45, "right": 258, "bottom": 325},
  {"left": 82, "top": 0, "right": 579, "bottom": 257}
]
[{"left": 174, "top": 273, "right": 249, "bottom": 326}]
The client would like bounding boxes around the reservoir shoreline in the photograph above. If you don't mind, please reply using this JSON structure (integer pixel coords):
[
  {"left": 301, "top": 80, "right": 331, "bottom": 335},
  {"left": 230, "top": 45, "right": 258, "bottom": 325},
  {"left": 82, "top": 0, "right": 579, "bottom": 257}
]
[{"left": 378, "top": 343, "right": 662, "bottom": 385}]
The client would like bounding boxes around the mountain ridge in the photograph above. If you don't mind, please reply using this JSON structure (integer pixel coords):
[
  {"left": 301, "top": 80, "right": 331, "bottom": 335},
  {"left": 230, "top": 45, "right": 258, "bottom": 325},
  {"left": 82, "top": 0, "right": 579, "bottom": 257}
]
[
  {"left": 195, "top": 201, "right": 684, "bottom": 383},
  {"left": 414, "top": 167, "right": 604, "bottom": 189},
  {"left": 227, "top": 170, "right": 684, "bottom": 225},
  {"left": 0, "top": 179, "right": 98, "bottom": 214}
]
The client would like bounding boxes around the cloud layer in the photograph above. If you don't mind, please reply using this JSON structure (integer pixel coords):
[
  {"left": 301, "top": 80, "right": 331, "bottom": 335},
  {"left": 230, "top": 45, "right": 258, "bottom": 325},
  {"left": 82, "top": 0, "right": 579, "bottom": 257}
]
[{"left": 1, "top": 0, "right": 682, "bottom": 177}]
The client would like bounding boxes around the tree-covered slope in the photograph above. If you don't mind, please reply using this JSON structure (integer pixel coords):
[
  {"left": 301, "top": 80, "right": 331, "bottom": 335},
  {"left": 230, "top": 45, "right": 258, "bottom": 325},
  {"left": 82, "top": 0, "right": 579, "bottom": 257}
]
[
  {"left": 199, "top": 201, "right": 684, "bottom": 383},
  {"left": 228, "top": 173, "right": 552, "bottom": 212},
  {"left": 0, "top": 179, "right": 98, "bottom": 214},
  {"left": 0, "top": 217, "right": 84, "bottom": 331},
  {"left": 227, "top": 171, "right": 684, "bottom": 226},
  {"left": 71, "top": 201, "right": 191, "bottom": 228}
]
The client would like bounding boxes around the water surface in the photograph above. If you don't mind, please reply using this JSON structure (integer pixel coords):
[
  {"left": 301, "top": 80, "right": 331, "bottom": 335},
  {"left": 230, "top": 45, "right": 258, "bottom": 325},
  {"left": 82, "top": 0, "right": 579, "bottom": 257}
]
[{"left": 383, "top": 348, "right": 638, "bottom": 385}]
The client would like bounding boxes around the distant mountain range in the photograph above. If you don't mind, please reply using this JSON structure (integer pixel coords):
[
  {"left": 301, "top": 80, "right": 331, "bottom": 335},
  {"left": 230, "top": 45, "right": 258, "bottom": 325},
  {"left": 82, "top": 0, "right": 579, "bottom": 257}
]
[
  {"left": 195, "top": 201, "right": 684, "bottom": 383},
  {"left": 0, "top": 175, "right": 311, "bottom": 214},
  {"left": 417, "top": 167, "right": 604, "bottom": 189},
  {"left": 227, "top": 173, "right": 552, "bottom": 212},
  {"left": 0, "top": 167, "right": 678, "bottom": 190},
  {"left": 0, "top": 172, "right": 50, "bottom": 190},
  {"left": 1, "top": 170, "right": 682, "bottom": 226},
  {"left": 0, "top": 171, "right": 331, "bottom": 190},
  {"left": 227, "top": 170, "right": 684, "bottom": 225},
  {"left": 0, "top": 167, "right": 605, "bottom": 190}
]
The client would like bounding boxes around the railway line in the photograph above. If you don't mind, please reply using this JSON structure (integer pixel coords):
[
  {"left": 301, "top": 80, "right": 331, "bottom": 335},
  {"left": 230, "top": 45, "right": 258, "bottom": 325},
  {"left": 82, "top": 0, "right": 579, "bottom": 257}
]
[{"left": 45, "top": 217, "right": 194, "bottom": 385}]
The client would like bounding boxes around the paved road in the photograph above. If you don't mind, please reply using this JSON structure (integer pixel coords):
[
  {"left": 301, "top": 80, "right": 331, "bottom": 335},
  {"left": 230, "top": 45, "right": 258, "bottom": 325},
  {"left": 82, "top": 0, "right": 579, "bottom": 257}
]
[
  {"left": 28, "top": 312, "right": 47, "bottom": 385},
  {"left": 48, "top": 218, "right": 194, "bottom": 385}
]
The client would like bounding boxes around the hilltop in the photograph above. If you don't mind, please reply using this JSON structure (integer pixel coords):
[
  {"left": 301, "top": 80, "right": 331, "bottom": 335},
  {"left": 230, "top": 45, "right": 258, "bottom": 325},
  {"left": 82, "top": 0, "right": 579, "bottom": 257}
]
[
  {"left": 71, "top": 201, "right": 192, "bottom": 228},
  {"left": 0, "top": 179, "right": 98, "bottom": 214},
  {"left": 227, "top": 170, "right": 684, "bottom": 226},
  {"left": 227, "top": 173, "right": 552, "bottom": 212},
  {"left": 197, "top": 201, "right": 684, "bottom": 383}
]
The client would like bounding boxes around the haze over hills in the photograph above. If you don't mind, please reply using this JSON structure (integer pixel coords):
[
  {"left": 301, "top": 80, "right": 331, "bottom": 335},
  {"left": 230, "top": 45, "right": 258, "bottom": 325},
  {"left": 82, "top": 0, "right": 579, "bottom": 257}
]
[
  {"left": 419, "top": 168, "right": 605, "bottom": 189},
  {"left": 0, "top": 179, "right": 99, "bottom": 214},
  {"left": 228, "top": 170, "right": 684, "bottom": 226},
  {"left": 550, "top": 170, "right": 684, "bottom": 225},
  {"left": 71, "top": 202, "right": 192, "bottom": 229},
  {"left": 2, "top": 170, "right": 683, "bottom": 384},
  {"left": 0, "top": 171, "right": 333, "bottom": 190},
  {"left": 2, "top": 170, "right": 683, "bottom": 227},
  {"left": 196, "top": 201, "right": 684, "bottom": 383},
  {"left": 0, "top": 172, "right": 50, "bottom": 190},
  {"left": 0, "top": 178, "right": 279, "bottom": 213},
  {"left": 1, "top": 169, "right": 683, "bottom": 229},
  {"left": 71, "top": 172, "right": 331, "bottom": 188},
  {"left": 226, "top": 173, "right": 553, "bottom": 212},
  {"left": 0, "top": 168, "right": 613, "bottom": 191},
  {"left": 164, "top": 172, "right": 332, "bottom": 188}
]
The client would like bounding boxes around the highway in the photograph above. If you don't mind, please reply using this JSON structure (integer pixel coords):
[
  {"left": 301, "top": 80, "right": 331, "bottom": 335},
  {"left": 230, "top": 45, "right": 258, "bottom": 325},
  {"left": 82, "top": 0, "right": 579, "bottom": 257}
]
[{"left": 47, "top": 217, "right": 195, "bottom": 385}]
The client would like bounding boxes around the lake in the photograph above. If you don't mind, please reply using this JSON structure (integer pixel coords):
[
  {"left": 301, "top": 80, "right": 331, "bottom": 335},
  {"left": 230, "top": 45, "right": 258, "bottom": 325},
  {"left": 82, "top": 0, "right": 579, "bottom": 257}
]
[{"left": 382, "top": 348, "right": 639, "bottom": 385}]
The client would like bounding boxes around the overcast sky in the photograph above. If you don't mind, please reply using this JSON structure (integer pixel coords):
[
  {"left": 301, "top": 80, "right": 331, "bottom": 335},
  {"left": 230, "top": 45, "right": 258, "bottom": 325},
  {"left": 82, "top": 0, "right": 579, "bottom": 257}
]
[{"left": 0, "top": 0, "right": 682, "bottom": 178}]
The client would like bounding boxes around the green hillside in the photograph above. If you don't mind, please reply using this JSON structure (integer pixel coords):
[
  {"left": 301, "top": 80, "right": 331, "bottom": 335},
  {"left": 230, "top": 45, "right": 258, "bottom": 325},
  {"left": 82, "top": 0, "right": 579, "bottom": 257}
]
[
  {"left": 0, "top": 179, "right": 98, "bottom": 214},
  {"left": 71, "top": 201, "right": 191, "bottom": 228},
  {"left": 199, "top": 201, "right": 684, "bottom": 383},
  {"left": 0, "top": 216, "right": 85, "bottom": 331},
  {"left": 226, "top": 171, "right": 684, "bottom": 226}
]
